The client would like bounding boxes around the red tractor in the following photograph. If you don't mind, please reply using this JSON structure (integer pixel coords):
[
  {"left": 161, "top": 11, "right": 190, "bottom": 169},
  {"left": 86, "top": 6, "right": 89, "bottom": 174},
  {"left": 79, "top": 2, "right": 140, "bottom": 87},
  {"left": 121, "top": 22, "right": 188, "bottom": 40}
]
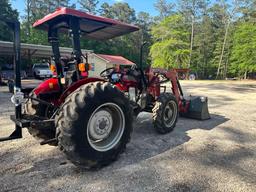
[{"left": 1, "top": 8, "right": 210, "bottom": 169}]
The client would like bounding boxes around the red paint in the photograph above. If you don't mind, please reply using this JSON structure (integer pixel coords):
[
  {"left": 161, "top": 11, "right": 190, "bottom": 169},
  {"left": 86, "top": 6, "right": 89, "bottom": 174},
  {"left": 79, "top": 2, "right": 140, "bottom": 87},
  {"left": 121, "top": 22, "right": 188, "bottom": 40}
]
[
  {"left": 32, "top": 69, "right": 190, "bottom": 113},
  {"left": 165, "top": 70, "right": 190, "bottom": 113},
  {"left": 147, "top": 76, "right": 160, "bottom": 99},
  {"left": 58, "top": 77, "right": 104, "bottom": 104},
  {"left": 114, "top": 83, "right": 128, "bottom": 92},
  {"left": 33, "top": 7, "right": 139, "bottom": 29},
  {"left": 33, "top": 77, "right": 105, "bottom": 106},
  {"left": 34, "top": 78, "right": 60, "bottom": 95},
  {"left": 179, "top": 100, "right": 190, "bottom": 113}
]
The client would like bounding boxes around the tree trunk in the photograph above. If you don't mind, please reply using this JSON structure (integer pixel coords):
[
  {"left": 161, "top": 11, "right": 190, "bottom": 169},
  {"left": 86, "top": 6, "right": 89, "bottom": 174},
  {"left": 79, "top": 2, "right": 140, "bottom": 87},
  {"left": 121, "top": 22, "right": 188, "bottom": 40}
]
[
  {"left": 188, "top": 15, "right": 195, "bottom": 69},
  {"left": 216, "top": 21, "right": 230, "bottom": 79},
  {"left": 244, "top": 71, "right": 247, "bottom": 79},
  {"left": 224, "top": 46, "right": 230, "bottom": 79},
  {"left": 26, "top": 0, "right": 31, "bottom": 38}
]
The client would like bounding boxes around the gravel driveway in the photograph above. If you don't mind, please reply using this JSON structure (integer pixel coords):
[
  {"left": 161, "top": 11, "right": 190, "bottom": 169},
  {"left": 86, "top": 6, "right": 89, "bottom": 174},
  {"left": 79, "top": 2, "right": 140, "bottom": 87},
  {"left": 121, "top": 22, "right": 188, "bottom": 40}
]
[{"left": 0, "top": 80, "right": 256, "bottom": 192}]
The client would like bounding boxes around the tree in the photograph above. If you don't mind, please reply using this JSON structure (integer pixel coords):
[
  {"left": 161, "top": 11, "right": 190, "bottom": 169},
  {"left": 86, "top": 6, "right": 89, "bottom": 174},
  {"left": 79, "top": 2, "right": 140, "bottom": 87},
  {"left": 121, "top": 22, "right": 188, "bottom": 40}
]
[
  {"left": 99, "top": 2, "right": 112, "bottom": 18},
  {"left": 154, "top": 0, "right": 175, "bottom": 20},
  {"left": 0, "top": 0, "right": 19, "bottom": 67},
  {"left": 0, "top": 0, "right": 19, "bottom": 41},
  {"left": 150, "top": 14, "right": 190, "bottom": 69},
  {"left": 193, "top": 13, "right": 216, "bottom": 78},
  {"left": 21, "top": 0, "right": 74, "bottom": 44},
  {"left": 7, "top": 0, "right": 255, "bottom": 79},
  {"left": 136, "top": 12, "right": 154, "bottom": 66},
  {"left": 78, "top": 0, "right": 98, "bottom": 14},
  {"left": 230, "top": 22, "right": 256, "bottom": 78},
  {"left": 178, "top": 0, "right": 208, "bottom": 68},
  {"left": 108, "top": 2, "right": 136, "bottom": 23},
  {"left": 82, "top": 2, "right": 139, "bottom": 64},
  {"left": 54, "top": 0, "right": 70, "bottom": 7},
  {"left": 215, "top": 0, "right": 242, "bottom": 79}
]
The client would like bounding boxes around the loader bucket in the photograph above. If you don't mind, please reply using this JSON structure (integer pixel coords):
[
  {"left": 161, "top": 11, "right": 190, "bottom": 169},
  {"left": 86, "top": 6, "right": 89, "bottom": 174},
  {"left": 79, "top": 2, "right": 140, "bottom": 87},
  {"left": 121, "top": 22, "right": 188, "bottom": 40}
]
[{"left": 181, "top": 96, "right": 210, "bottom": 120}]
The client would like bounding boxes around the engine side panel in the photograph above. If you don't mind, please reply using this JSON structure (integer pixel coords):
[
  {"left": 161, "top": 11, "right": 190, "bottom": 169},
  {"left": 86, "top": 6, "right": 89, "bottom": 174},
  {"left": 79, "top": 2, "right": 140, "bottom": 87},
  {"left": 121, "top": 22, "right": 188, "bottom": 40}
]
[
  {"left": 33, "top": 78, "right": 60, "bottom": 95},
  {"left": 33, "top": 77, "right": 105, "bottom": 106}
]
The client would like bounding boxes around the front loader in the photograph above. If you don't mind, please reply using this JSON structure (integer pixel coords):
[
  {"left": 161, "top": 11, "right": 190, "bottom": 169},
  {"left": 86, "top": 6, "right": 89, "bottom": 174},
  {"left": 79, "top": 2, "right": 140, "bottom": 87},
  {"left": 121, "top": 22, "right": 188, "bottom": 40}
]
[{"left": 0, "top": 8, "right": 210, "bottom": 169}]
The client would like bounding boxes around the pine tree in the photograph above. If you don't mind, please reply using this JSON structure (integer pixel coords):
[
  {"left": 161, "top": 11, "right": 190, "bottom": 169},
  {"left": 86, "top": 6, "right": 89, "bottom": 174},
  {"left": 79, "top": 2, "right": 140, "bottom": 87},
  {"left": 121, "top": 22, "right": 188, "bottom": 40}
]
[
  {"left": 0, "top": 0, "right": 19, "bottom": 41},
  {"left": 230, "top": 22, "right": 256, "bottom": 79},
  {"left": 154, "top": 0, "right": 175, "bottom": 20},
  {"left": 78, "top": 0, "right": 99, "bottom": 14}
]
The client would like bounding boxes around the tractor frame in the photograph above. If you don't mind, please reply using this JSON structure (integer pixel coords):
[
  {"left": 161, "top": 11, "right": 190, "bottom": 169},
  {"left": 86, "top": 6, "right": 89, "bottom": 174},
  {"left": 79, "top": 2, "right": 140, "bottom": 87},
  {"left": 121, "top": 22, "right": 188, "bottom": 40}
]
[{"left": 0, "top": 8, "right": 210, "bottom": 168}]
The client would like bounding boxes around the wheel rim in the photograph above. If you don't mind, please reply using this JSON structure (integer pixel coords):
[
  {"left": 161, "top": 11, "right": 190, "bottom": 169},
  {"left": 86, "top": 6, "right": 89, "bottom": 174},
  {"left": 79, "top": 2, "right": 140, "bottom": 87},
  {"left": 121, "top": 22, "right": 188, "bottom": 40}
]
[
  {"left": 87, "top": 103, "right": 125, "bottom": 152},
  {"left": 163, "top": 100, "right": 177, "bottom": 127}
]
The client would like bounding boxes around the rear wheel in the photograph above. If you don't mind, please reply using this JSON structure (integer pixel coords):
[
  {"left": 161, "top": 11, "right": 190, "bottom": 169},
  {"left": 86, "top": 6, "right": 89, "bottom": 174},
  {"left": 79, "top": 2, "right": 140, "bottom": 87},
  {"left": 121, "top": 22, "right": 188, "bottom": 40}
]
[
  {"left": 152, "top": 93, "right": 178, "bottom": 134},
  {"left": 55, "top": 81, "right": 133, "bottom": 169}
]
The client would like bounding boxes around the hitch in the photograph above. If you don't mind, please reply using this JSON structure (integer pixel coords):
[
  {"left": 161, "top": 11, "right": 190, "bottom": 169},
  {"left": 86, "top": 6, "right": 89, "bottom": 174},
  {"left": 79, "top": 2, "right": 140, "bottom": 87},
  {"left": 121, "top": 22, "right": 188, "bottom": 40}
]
[{"left": 0, "top": 126, "right": 22, "bottom": 142}]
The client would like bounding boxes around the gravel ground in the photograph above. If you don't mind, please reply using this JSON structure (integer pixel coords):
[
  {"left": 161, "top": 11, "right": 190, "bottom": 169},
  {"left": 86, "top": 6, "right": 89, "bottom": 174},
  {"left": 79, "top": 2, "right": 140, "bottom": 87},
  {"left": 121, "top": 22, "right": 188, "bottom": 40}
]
[{"left": 0, "top": 80, "right": 256, "bottom": 192}]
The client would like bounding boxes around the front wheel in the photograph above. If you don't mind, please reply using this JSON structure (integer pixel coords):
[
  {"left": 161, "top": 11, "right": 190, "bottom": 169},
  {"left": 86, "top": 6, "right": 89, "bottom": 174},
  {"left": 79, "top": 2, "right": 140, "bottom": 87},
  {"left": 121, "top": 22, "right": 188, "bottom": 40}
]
[
  {"left": 55, "top": 81, "right": 133, "bottom": 169},
  {"left": 152, "top": 93, "right": 178, "bottom": 134}
]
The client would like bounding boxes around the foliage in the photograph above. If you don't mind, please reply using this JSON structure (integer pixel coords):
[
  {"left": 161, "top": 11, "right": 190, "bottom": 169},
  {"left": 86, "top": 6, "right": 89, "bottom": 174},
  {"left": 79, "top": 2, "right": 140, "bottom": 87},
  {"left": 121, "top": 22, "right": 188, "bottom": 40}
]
[
  {"left": 79, "top": 2, "right": 151, "bottom": 66},
  {"left": 230, "top": 22, "right": 256, "bottom": 74},
  {"left": 0, "top": 0, "right": 19, "bottom": 41},
  {"left": 78, "top": 0, "right": 98, "bottom": 14},
  {"left": 154, "top": 0, "right": 175, "bottom": 20},
  {"left": 1, "top": 0, "right": 256, "bottom": 78},
  {"left": 0, "top": 0, "right": 19, "bottom": 66},
  {"left": 150, "top": 14, "right": 190, "bottom": 69}
]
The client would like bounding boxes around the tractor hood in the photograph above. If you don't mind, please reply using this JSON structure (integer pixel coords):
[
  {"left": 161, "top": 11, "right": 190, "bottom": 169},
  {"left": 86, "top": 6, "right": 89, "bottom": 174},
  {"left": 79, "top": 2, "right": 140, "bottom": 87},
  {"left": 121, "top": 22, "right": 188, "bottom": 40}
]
[{"left": 33, "top": 7, "right": 140, "bottom": 40}]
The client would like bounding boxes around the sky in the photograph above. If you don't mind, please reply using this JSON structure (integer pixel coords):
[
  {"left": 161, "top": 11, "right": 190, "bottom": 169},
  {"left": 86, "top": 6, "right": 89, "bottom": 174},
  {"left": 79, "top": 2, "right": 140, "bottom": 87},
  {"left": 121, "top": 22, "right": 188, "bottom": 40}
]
[{"left": 11, "top": 0, "right": 165, "bottom": 18}]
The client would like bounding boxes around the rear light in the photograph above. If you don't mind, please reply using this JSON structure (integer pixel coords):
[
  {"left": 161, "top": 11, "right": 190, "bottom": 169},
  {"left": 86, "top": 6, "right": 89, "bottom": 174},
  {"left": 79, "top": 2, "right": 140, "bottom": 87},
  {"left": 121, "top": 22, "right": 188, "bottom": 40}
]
[
  {"left": 50, "top": 64, "right": 56, "bottom": 72},
  {"left": 78, "top": 63, "right": 92, "bottom": 72},
  {"left": 78, "top": 63, "right": 86, "bottom": 72}
]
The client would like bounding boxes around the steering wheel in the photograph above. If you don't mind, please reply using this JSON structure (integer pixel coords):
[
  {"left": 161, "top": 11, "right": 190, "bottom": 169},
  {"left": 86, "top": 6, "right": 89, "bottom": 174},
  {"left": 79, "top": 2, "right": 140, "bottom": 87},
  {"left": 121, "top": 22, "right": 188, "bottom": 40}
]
[{"left": 100, "top": 67, "right": 116, "bottom": 78}]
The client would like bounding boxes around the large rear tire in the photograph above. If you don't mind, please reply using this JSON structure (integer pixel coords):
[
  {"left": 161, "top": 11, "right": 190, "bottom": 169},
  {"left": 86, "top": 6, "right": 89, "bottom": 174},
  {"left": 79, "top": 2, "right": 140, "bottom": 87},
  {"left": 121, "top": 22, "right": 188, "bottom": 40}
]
[
  {"left": 152, "top": 93, "right": 178, "bottom": 134},
  {"left": 55, "top": 81, "right": 133, "bottom": 169}
]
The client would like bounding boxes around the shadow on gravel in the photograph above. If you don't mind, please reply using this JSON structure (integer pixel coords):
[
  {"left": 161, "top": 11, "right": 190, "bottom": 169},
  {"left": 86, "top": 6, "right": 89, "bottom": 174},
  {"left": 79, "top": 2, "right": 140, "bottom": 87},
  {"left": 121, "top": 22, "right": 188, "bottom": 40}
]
[
  {"left": 0, "top": 113, "right": 229, "bottom": 178},
  {"left": 184, "top": 125, "right": 256, "bottom": 185},
  {"left": 101, "top": 113, "right": 229, "bottom": 171}
]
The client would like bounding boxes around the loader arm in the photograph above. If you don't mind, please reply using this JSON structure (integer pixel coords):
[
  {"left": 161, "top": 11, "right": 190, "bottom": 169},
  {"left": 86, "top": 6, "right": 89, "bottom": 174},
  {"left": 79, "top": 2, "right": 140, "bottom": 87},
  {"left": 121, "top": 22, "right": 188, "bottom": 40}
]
[{"left": 152, "top": 68, "right": 210, "bottom": 120}]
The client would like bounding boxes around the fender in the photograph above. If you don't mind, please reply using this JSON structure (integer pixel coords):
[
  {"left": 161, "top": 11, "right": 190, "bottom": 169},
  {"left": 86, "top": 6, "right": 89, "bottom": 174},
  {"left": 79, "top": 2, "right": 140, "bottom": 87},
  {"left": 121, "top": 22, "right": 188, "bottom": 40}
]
[
  {"left": 34, "top": 78, "right": 60, "bottom": 95},
  {"left": 58, "top": 77, "right": 105, "bottom": 104},
  {"left": 33, "top": 77, "right": 105, "bottom": 105}
]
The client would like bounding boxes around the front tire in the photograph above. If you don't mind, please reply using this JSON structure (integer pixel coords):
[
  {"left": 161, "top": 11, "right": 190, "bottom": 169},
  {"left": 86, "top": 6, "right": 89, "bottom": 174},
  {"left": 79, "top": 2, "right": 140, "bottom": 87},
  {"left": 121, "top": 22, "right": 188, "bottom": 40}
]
[
  {"left": 152, "top": 93, "right": 178, "bottom": 134},
  {"left": 55, "top": 81, "right": 133, "bottom": 169}
]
